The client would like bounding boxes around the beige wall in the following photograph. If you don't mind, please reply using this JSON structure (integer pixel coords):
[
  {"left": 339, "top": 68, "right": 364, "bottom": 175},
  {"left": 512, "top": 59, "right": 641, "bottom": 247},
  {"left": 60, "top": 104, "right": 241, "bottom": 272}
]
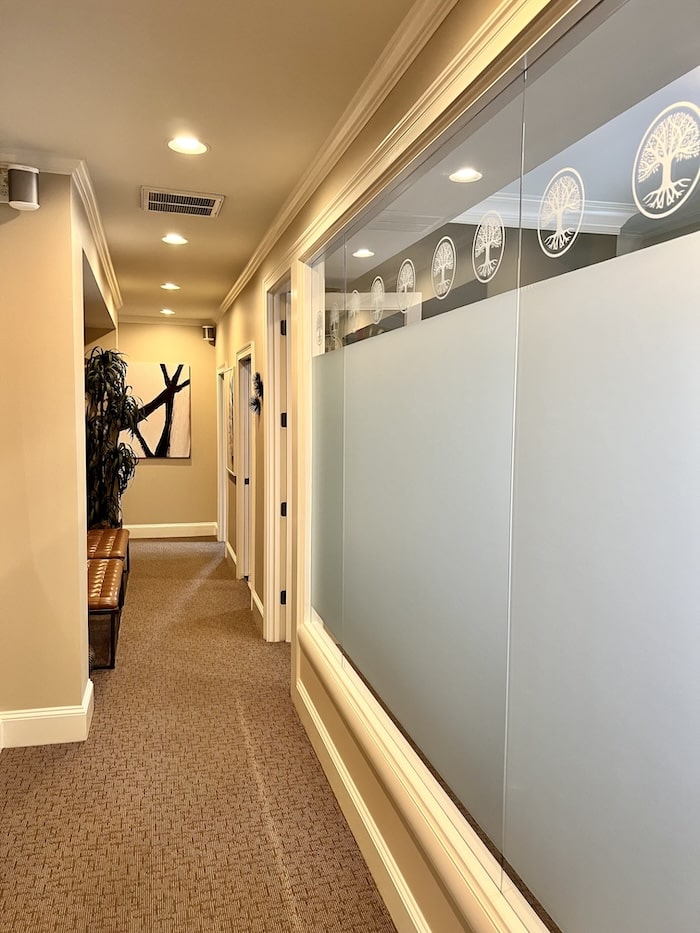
[
  {"left": 117, "top": 323, "right": 217, "bottom": 527},
  {"left": 0, "top": 173, "right": 88, "bottom": 711}
]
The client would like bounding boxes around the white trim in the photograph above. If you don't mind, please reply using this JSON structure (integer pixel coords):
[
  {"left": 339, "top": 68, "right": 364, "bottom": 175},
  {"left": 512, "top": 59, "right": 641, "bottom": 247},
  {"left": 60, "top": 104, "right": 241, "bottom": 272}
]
[
  {"left": 263, "top": 273, "right": 294, "bottom": 643},
  {"left": 226, "top": 540, "right": 238, "bottom": 568},
  {"left": 218, "top": 0, "right": 459, "bottom": 316},
  {"left": 124, "top": 522, "right": 217, "bottom": 539},
  {"left": 72, "top": 162, "right": 122, "bottom": 310},
  {"left": 216, "top": 367, "right": 229, "bottom": 544},
  {"left": 297, "top": 677, "right": 431, "bottom": 933},
  {"left": 251, "top": 587, "right": 265, "bottom": 621},
  {"left": 0, "top": 680, "right": 94, "bottom": 750},
  {"left": 298, "top": 622, "right": 548, "bottom": 933},
  {"left": 235, "top": 344, "right": 255, "bottom": 583},
  {"left": 118, "top": 313, "right": 212, "bottom": 327}
]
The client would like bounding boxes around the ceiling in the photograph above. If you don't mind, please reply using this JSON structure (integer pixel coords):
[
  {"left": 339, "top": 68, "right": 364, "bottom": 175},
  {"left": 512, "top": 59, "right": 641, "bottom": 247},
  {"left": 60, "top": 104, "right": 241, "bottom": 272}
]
[{"left": 0, "top": 0, "right": 419, "bottom": 326}]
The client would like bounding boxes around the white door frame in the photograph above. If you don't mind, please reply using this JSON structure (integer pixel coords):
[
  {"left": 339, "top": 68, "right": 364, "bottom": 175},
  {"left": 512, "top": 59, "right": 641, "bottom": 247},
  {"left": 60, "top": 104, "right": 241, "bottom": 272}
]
[
  {"left": 264, "top": 274, "right": 293, "bottom": 642},
  {"left": 235, "top": 345, "right": 255, "bottom": 588},
  {"left": 216, "top": 366, "right": 232, "bottom": 546}
]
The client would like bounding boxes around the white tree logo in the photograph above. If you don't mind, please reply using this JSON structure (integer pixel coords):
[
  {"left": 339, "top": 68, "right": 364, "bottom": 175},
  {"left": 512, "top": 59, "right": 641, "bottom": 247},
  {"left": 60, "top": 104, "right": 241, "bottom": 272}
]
[
  {"left": 431, "top": 236, "right": 456, "bottom": 299},
  {"left": 472, "top": 212, "right": 505, "bottom": 283},
  {"left": 397, "top": 259, "right": 415, "bottom": 313},
  {"left": 348, "top": 289, "right": 360, "bottom": 319},
  {"left": 537, "top": 168, "right": 585, "bottom": 258},
  {"left": 330, "top": 307, "right": 340, "bottom": 340},
  {"left": 633, "top": 102, "right": 700, "bottom": 218},
  {"left": 370, "top": 276, "right": 385, "bottom": 324},
  {"left": 315, "top": 310, "right": 324, "bottom": 347}
]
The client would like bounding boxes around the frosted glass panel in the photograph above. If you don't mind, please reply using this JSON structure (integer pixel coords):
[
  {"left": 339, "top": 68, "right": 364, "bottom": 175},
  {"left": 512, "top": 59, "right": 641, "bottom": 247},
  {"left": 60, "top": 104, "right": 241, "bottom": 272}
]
[
  {"left": 343, "top": 294, "right": 517, "bottom": 846},
  {"left": 506, "top": 233, "right": 700, "bottom": 931},
  {"left": 311, "top": 351, "right": 345, "bottom": 640}
]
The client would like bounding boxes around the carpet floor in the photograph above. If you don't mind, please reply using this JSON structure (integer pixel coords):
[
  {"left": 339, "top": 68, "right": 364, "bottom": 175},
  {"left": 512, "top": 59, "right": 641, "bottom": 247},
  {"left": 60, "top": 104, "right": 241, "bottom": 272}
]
[{"left": 0, "top": 540, "right": 397, "bottom": 932}]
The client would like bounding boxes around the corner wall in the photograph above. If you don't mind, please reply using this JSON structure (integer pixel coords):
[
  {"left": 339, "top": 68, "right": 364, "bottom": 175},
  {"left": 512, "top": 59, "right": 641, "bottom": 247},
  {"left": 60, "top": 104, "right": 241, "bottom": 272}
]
[{"left": 0, "top": 173, "right": 92, "bottom": 746}]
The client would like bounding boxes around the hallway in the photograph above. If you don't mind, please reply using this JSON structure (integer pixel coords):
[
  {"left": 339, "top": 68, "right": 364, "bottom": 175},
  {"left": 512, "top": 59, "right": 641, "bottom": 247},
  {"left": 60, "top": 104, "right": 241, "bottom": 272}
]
[{"left": 0, "top": 541, "right": 396, "bottom": 932}]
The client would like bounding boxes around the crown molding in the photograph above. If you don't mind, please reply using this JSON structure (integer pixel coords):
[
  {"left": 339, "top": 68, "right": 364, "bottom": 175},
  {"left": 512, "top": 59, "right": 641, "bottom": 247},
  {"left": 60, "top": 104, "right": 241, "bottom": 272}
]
[
  {"left": 118, "top": 314, "right": 215, "bottom": 328},
  {"left": 218, "top": 0, "right": 459, "bottom": 317},
  {"left": 72, "top": 162, "right": 122, "bottom": 310}
]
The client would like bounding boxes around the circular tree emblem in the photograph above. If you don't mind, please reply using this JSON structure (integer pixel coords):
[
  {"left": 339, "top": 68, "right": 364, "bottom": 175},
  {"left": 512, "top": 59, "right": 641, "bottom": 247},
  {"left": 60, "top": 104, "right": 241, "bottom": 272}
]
[
  {"left": 370, "top": 276, "right": 385, "bottom": 323},
  {"left": 633, "top": 102, "right": 700, "bottom": 219},
  {"left": 432, "top": 236, "right": 456, "bottom": 299},
  {"left": 397, "top": 259, "right": 415, "bottom": 313},
  {"left": 348, "top": 289, "right": 360, "bottom": 319},
  {"left": 537, "top": 168, "right": 585, "bottom": 258},
  {"left": 330, "top": 307, "right": 340, "bottom": 341},
  {"left": 315, "top": 310, "right": 324, "bottom": 347},
  {"left": 472, "top": 212, "right": 506, "bottom": 283}
]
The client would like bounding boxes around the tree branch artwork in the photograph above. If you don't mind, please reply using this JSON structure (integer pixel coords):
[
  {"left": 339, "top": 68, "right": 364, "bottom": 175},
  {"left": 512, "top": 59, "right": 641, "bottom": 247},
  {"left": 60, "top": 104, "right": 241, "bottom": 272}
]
[{"left": 124, "top": 362, "right": 192, "bottom": 458}]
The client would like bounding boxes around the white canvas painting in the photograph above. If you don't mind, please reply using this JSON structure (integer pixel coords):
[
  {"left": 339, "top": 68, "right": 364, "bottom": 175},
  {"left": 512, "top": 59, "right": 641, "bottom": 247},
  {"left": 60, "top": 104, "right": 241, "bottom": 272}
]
[{"left": 125, "top": 362, "right": 191, "bottom": 458}]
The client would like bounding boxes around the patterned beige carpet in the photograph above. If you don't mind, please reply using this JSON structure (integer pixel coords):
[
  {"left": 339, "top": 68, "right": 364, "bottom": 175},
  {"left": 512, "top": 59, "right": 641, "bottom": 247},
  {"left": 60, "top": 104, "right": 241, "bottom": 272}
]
[{"left": 0, "top": 540, "right": 397, "bottom": 932}]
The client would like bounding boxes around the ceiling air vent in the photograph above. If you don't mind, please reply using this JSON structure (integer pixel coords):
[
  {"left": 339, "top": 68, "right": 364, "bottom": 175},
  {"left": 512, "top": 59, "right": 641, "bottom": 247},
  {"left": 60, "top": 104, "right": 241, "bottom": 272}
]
[{"left": 140, "top": 186, "right": 224, "bottom": 218}]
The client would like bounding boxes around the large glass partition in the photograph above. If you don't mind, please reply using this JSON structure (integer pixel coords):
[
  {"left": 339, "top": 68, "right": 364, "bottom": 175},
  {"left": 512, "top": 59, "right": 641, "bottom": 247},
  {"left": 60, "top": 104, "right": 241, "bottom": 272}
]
[{"left": 311, "top": 0, "right": 700, "bottom": 927}]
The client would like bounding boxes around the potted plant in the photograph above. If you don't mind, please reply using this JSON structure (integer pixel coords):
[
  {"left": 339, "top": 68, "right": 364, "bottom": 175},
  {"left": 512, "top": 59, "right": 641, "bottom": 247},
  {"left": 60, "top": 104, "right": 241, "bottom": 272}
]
[{"left": 85, "top": 347, "right": 140, "bottom": 528}]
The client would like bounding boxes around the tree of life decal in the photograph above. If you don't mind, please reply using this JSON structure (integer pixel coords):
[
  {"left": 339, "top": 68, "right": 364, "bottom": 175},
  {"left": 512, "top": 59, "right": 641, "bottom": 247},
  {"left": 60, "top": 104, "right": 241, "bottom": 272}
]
[
  {"left": 370, "top": 276, "right": 385, "bottom": 323},
  {"left": 537, "top": 168, "right": 585, "bottom": 258},
  {"left": 348, "top": 289, "right": 360, "bottom": 320},
  {"left": 432, "top": 236, "right": 456, "bottom": 299},
  {"left": 472, "top": 212, "right": 506, "bottom": 283},
  {"left": 633, "top": 102, "right": 700, "bottom": 219},
  {"left": 397, "top": 259, "right": 415, "bottom": 313}
]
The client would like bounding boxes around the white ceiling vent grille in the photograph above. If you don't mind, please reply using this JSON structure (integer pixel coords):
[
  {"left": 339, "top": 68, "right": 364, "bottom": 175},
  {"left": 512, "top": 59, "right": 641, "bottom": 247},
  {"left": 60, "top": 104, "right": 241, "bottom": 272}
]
[{"left": 140, "top": 186, "right": 224, "bottom": 217}]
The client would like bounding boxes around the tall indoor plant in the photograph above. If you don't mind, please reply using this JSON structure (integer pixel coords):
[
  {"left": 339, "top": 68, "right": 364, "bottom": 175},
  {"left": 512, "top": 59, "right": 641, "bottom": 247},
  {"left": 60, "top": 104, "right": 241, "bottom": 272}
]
[{"left": 85, "top": 347, "right": 140, "bottom": 528}]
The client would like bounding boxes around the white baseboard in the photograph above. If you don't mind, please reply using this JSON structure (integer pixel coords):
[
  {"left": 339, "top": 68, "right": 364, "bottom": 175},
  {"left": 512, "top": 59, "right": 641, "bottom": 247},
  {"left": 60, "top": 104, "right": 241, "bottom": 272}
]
[
  {"left": 296, "top": 622, "right": 546, "bottom": 933},
  {"left": 125, "top": 522, "right": 217, "bottom": 539},
  {"left": 251, "top": 586, "right": 264, "bottom": 620},
  {"left": 297, "top": 676, "right": 431, "bottom": 932},
  {"left": 226, "top": 541, "right": 238, "bottom": 567},
  {"left": 0, "top": 680, "right": 94, "bottom": 750}
]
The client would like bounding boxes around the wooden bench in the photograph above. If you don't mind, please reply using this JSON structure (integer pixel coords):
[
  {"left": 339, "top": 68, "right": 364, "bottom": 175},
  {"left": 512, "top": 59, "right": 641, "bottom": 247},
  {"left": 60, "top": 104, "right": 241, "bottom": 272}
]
[{"left": 87, "top": 557, "right": 125, "bottom": 669}]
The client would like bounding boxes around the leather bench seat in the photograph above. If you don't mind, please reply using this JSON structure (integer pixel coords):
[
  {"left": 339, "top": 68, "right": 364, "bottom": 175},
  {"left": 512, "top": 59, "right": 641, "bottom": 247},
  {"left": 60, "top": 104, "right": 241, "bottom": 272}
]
[
  {"left": 87, "top": 527, "right": 130, "bottom": 564},
  {"left": 88, "top": 558, "right": 125, "bottom": 668}
]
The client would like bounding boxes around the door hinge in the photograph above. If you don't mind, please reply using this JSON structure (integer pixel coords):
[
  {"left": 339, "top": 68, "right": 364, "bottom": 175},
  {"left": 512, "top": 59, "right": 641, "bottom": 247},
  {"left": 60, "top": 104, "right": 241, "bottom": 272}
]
[
  {"left": 280, "top": 320, "right": 287, "bottom": 336},
  {"left": 281, "top": 501, "right": 287, "bottom": 517},
  {"left": 244, "top": 477, "right": 250, "bottom": 485},
  {"left": 280, "top": 589, "right": 287, "bottom": 605},
  {"left": 280, "top": 412, "right": 287, "bottom": 428}
]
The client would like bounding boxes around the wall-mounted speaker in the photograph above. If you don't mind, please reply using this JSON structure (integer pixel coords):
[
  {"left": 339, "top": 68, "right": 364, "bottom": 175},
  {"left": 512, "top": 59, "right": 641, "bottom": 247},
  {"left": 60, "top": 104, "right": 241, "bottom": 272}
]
[
  {"left": 202, "top": 325, "right": 216, "bottom": 345},
  {"left": 8, "top": 165, "right": 40, "bottom": 211}
]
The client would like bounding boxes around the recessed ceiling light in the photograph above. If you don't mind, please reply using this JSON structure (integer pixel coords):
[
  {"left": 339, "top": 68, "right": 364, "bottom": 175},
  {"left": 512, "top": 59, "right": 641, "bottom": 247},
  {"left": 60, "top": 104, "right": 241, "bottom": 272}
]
[
  {"left": 160, "top": 282, "right": 180, "bottom": 290},
  {"left": 162, "top": 233, "right": 188, "bottom": 245},
  {"left": 352, "top": 248, "right": 375, "bottom": 258},
  {"left": 160, "top": 308, "right": 175, "bottom": 316},
  {"left": 449, "top": 167, "right": 483, "bottom": 183},
  {"left": 168, "top": 136, "right": 208, "bottom": 155}
]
